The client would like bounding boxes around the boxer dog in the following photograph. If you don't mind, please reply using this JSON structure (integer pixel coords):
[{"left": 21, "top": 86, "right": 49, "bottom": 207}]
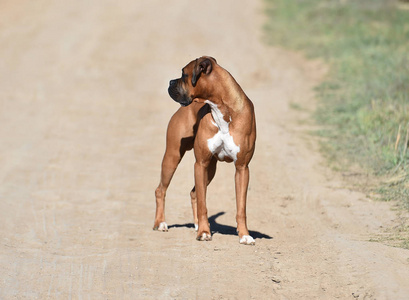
[{"left": 153, "top": 56, "right": 256, "bottom": 245}]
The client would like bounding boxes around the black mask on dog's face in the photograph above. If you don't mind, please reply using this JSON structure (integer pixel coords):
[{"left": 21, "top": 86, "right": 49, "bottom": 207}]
[{"left": 168, "top": 76, "right": 192, "bottom": 106}]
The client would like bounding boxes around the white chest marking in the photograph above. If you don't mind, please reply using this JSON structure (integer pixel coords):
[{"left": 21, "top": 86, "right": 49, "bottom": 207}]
[{"left": 205, "top": 100, "right": 240, "bottom": 162}]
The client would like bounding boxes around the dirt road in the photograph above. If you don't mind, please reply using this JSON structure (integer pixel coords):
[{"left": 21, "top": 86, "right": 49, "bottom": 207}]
[{"left": 1, "top": 1, "right": 408, "bottom": 299}]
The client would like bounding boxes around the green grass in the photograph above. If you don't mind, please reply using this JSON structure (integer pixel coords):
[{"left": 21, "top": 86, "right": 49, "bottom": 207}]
[{"left": 264, "top": 0, "right": 409, "bottom": 207}]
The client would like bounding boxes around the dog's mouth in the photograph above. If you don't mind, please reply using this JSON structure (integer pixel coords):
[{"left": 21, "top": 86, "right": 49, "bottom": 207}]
[
  {"left": 168, "top": 82, "right": 192, "bottom": 107},
  {"left": 179, "top": 100, "right": 192, "bottom": 107}
]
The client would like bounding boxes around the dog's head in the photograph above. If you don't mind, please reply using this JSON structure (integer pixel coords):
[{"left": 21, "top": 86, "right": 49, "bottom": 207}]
[{"left": 168, "top": 56, "right": 217, "bottom": 106}]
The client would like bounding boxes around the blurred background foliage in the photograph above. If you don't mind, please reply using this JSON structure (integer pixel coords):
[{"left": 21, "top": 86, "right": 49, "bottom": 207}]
[{"left": 264, "top": 0, "right": 409, "bottom": 207}]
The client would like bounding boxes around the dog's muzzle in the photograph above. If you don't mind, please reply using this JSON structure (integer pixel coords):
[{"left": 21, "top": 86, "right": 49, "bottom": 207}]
[{"left": 168, "top": 80, "right": 192, "bottom": 107}]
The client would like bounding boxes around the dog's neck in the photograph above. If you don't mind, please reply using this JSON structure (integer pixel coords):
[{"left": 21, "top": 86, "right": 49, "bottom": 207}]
[{"left": 205, "top": 68, "right": 247, "bottom": 120}]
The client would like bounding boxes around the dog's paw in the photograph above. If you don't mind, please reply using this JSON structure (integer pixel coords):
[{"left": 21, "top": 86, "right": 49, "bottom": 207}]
[
  {"left": 194, "top": 224, "right": 199, "bottom": 231},
  {"left": 196, "top": 232, "right": 212, "bottom": 241},
  {"left": 239, "top": 235, "right": 255, "bottom": 245},
  {"left": 153, "top": 222, "right": 168, "bottom": 232}
]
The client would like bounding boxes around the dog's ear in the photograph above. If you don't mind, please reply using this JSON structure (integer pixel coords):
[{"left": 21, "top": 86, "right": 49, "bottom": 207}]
[{"left": 192, "top": 58, "right": 213, "bottom": 87}]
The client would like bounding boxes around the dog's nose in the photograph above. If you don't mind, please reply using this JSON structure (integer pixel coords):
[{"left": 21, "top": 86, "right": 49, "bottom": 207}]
[{"left": 169, "top": 79, "right": 177, "bottom": 86}]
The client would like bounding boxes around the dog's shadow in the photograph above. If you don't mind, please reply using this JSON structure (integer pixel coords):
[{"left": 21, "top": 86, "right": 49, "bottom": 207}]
[{"left": 169, "top": 212, "right": 272, "bottom": 240}]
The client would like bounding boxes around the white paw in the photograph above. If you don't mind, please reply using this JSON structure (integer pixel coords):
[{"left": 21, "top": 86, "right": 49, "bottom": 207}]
[
  {"left": 194, "top": 224, "right": 199, "bottom": 231},
  {"left": 239, "top": 235, "right": 255, "bottom": 245},
  {"left": 197, "top": 232, "right": 212, "bottom": 241},
  {"left": 158, "top": 222, "right": 168, "bottom": 232}
]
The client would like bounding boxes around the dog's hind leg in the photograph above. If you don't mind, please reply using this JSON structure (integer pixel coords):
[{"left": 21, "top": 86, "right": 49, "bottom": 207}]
[
  {"left": 190, "top": 156, "right": 217, "bottom": 231},
  {"left": 153, "top": 106, "right": 199, "bottom": 231},
  {"left": 153, "top": 147, "right": 183, "bottom": 231}
]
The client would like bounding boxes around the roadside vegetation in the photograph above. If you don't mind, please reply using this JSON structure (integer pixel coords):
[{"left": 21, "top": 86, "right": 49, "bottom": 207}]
[{"left": 264, "top": 0, "right": 409, "bottom": 209}]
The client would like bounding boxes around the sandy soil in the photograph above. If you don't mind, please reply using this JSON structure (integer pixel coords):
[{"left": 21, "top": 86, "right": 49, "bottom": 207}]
[{"left": 1, "top": 0, "right": 408, "bottom": 299}]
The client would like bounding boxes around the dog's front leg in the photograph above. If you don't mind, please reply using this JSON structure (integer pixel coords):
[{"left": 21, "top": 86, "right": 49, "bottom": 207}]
[
  {"left": 190, "top": 157, "right": 218, "bottom": 231},
  {"left": 194, "top": 161, "right": 212, "bottom": 241},
  {"left": 235, "top": 165, "right": 255, "bottom": 245}
]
